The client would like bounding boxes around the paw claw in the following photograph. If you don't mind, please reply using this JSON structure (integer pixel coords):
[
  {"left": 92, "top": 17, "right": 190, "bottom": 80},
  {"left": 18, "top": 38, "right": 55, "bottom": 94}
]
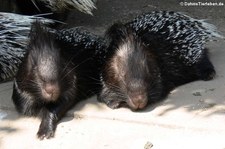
[
  {"left": 106, "top": 100, "right": 121, "bottom": 109},
  {"left": 37, "top": 127, "right": 55, "bottom": 140}
]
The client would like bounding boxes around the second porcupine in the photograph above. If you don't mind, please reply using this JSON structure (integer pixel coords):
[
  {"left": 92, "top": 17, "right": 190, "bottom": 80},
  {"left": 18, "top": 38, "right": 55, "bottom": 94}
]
[{"left": 98, "top": 11, "right": 224, "bottom": 110}]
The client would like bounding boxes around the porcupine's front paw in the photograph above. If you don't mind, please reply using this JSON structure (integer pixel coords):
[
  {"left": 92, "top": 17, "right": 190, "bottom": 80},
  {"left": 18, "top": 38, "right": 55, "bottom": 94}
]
[
  {"left": 97, "top": 91, "right": 124, "bottom": 109},
  {"left": 37, "top": 116, "right": 56, "bottom": 140},
  {"left": 37, "top": 120, "right": 55, "bottom": 140},
  {"left": 105, "top": 99, "right": 122, "bottom": 109}
]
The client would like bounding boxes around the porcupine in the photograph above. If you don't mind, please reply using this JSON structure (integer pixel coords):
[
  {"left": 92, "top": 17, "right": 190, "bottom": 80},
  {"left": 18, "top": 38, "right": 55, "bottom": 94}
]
[
  {"left": 12, "top": 21, "right": 107, "bottom": 139},
  {"left": 98, "top": 11, "right": 224, "bottom": 110}
]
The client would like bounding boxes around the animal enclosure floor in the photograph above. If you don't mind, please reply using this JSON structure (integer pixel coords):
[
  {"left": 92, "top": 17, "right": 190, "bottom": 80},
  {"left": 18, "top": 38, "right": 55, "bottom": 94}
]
[{"left": 1, "top": 0, "right": 225, "bottom": 148}]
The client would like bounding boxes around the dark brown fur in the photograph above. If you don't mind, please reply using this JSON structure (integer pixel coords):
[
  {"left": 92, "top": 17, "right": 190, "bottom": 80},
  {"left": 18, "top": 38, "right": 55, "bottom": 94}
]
[
  {"left": 98, "top": 24, "right": 165, "bottom": 110},
  {"left": 97, "top": 23, "right": 215, "bottom": 111},
  {"left": 12, "top": 22, "right": 99, "bottom": 139}
]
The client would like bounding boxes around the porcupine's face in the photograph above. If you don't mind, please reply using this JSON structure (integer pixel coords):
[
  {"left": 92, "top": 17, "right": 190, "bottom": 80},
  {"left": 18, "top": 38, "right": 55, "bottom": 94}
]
[
  {"left": 25, "top": 40, "right": 62, "bottom": 102},
  {"left": 15, "top": 22, "right": 77, "bottom": 105},
  {"left": 36, "top": 47, "right": 62, "bottom": 102},
  {"left": 102, "top": 36, "right": 162, "bottom": 110}
]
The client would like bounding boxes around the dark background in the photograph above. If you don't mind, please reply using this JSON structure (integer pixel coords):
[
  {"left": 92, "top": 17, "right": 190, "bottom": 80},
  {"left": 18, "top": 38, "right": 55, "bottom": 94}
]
[{"left": 1, "top": 0, "right": 224, "bottom": 36}]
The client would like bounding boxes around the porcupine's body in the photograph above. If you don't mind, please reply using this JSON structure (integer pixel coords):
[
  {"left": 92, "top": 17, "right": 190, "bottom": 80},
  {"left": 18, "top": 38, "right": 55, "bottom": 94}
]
[
  {"left": 125, "top": 11, "right": 224, "bottom": 88},
  {"left": 55, "top": 26, "right": 107, "bottom": 96},
  {"left": 126, "top": 11, "right": 223, "bottom": 66},
  {"left": 12, "top": 22, "right": 107, "bottom": 139},
  {"left": 98, "top": 11, "right": 224, "bottom": 110}
]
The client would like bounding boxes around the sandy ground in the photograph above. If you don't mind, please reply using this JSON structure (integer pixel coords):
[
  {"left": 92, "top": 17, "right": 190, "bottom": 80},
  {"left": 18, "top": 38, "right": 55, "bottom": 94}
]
[{"left": 0, "top": 0, "right": 225, "bottom": 148}]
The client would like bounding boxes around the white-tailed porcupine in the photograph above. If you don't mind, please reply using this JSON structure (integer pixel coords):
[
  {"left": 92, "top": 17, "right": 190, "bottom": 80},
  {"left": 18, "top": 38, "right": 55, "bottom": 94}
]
[{"left": 98, "top": 11, "right": 224, "bottom": 110}]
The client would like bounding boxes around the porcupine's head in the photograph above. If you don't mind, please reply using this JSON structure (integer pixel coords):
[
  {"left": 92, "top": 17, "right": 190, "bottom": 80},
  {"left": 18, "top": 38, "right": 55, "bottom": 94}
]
[
  {"left": 100, "top": 23, "right": 163, "bottom": 110},
  {"left": 15, "top": 22, "right": 76, "bottom": 103}
]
